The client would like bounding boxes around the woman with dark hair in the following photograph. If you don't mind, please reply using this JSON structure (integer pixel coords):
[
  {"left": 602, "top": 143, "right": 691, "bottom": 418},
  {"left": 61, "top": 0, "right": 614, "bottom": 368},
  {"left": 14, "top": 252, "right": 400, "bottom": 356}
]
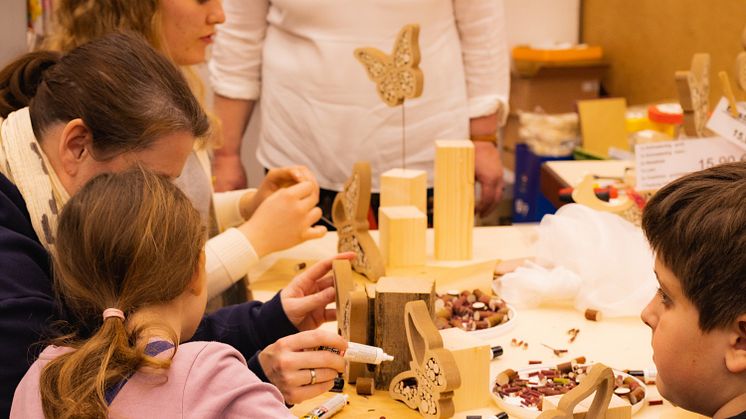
[{"left": 0, "top": 32, "right": 347, "bottom": 417}]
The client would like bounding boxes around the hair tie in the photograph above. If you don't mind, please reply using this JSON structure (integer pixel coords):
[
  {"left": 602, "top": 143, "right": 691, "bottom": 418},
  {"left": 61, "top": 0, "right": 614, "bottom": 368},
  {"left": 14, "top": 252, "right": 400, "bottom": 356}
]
[{"left": 102, "top": 308, "right": 125, "bottom": 321}]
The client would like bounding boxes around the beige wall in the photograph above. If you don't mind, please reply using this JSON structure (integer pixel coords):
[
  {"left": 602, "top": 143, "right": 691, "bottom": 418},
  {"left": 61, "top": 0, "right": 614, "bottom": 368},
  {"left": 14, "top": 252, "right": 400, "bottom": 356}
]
[{"left": 582, "top": 0, "right": 745, "bottom": 106}]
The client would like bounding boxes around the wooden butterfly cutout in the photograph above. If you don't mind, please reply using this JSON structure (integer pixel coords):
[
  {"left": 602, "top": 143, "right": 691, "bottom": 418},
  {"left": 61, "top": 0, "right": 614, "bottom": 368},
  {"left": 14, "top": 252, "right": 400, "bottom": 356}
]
[
  {"left": 538, "top": 363, "right": 615, "bottom": 419},
  {"left": 389, "top": 300, "right": 460, "bottom": 419},
  {"left": 354, "top": 24, "right": 424, "bottom": 107},
  {"left": 332, "top": 161, "right": 385, "bottom": 282},
  {"left": 675, "top": 53, "right": 710, "bottom": 137},
  {"left": 332, "top": 259, "right": 370, "bottom": 383}
]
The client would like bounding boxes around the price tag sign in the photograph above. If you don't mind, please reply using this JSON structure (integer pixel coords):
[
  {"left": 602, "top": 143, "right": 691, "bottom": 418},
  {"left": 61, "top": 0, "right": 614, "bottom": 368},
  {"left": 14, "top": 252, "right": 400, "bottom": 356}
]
[
  {"left": 706, "top": 97, "right": 746, "bottom": 149},
  {"left": 635, "top": 137, "right": 746, "bottom": 190}
]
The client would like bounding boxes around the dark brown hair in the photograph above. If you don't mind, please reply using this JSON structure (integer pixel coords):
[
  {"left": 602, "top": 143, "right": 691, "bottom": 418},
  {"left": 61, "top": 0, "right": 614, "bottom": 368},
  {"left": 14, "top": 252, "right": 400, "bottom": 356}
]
[
  {"left": 642, "top": 161, "right": 746, "bottom": 331},
  {"left": 40, "top": 166, "right": 206, "bottom": 418},
  {"left": 0, "top": 32, "right": 209, "bottom": 160}
]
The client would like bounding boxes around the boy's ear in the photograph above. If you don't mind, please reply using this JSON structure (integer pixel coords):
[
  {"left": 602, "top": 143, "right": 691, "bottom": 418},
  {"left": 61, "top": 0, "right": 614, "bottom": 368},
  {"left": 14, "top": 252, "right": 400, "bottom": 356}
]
[
  {"left": 725, "top": 316, "right": 746, "bottom": 373},
  {"left": 58, "top": 118, "right": 93, "bottom": 177}
]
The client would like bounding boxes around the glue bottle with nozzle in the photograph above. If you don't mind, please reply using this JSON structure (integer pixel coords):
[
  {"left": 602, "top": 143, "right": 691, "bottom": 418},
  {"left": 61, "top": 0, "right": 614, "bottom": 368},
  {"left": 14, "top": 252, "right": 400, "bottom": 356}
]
[{"left": 343, "top": 342, "right": 394, "bottom": 365}]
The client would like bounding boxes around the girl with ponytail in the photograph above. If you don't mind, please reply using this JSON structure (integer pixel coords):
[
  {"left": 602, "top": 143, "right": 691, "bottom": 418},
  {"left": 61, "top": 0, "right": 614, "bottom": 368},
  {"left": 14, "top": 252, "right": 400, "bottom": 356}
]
[{"left": 11, "top": 167, "right": 294, "bottom": 418}]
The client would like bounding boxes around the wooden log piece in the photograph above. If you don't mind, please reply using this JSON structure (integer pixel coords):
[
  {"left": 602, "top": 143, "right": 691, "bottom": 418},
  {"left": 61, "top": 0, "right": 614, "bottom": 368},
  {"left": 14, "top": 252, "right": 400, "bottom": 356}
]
[{"left": 373, "top": 277, "right": 435, "bottom": 390}]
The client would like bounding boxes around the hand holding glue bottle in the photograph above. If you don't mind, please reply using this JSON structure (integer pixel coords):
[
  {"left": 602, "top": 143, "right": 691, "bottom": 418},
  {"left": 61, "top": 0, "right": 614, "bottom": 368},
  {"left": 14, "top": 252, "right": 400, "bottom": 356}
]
[{"left": 302, "top": 343, "right": 392, "bottom": 418}]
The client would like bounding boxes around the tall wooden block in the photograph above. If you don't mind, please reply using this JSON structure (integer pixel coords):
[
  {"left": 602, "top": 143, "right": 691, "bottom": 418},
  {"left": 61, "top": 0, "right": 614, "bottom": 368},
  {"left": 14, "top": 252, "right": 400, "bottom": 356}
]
[
  {"left": 373, "top": 277, "right": 435, "bottom": 390},
  {"left": 434, "top": 140, "right": 474, "bottom": 260},
  {"left": 380, "top": 168, "right": 427, "bottom": 214},
  {"left": 440, "top": 328, "right": 492, "bottom": 412},
  {"left": 379, "top": 206, "right": 426, "bottom": 268}
]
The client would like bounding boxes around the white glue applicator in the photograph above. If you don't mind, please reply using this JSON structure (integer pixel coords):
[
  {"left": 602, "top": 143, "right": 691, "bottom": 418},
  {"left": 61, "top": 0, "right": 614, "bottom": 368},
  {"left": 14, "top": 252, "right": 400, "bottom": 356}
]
[{"left": 343, "top": 342, "right": 394, "bottom": 365}]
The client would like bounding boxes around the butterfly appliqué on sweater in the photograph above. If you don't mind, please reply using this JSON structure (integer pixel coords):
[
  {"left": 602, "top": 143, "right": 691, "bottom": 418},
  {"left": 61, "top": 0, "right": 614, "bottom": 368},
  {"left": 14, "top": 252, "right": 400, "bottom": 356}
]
[{"left": 354, "top": 24, "right": 424, "bottom": 107}]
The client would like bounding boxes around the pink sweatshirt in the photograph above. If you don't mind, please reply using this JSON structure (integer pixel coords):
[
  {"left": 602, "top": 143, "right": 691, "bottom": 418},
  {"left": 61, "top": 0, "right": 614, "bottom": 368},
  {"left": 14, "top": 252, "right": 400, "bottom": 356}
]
[{"left": 11, "top": 341, "right": 295, "bottom": 418}]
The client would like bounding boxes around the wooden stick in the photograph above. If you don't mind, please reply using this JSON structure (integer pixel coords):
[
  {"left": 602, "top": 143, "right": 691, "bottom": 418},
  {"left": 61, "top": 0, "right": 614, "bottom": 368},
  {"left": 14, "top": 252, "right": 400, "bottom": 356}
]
[{"left": 719, "top": 71, "right": 739, "bottom": 117}]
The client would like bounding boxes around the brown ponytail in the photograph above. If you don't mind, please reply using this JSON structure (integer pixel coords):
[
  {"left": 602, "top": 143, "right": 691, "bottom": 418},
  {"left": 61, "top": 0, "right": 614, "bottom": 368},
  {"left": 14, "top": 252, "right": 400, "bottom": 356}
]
[
  {"left": 40, "top": 167, "right": 206, "bottom": 418},
  {"left": 0, "top": 51, "right": 60, "bottom": 118}
]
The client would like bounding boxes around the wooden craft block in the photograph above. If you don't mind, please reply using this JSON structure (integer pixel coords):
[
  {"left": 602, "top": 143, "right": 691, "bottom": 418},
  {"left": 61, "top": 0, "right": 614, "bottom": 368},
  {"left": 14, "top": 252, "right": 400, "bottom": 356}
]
[
  {"left": 675, "top": 53, "right": 710, "bottom": 137},
  {"left": 332, "top": 161, "right": 385, "bottom": 282},
  {"left": 542, "top": 394, "right": 631, "bottom": 419},
  {"left": 434, "top": 140, "right": 474, "bottom": 261},
  {"left": 354, "top": 24, "right": 424, "bottom": 107},
  {"left": 374, "top": 277, "right": 435, "bottom": 390},
  {"left": 537, "top": 364, "right": 618, "bottom": 419},
  {"left": 332, "top": 260, "right": 370, "bottom": 383},
  {"left": 380, "top": 168, "right": 427, "bottom": 214},
  {"left": 379, "top": 206, "right": 426, "bottom": 268},
  {"left": 356, "top": 377, "right": 375, "bottom": 396},
  {"left": 576, "top": 98, "right": 628, "bottom": 158},
  {"left": 389, "top": 300, "right": 461, "bottom": 419},
  {"left": 439, "top": 327, "right": 491, "bottom": 412},
  {"left": 571, "top": 174, "right": 636, "bottom": 222}
]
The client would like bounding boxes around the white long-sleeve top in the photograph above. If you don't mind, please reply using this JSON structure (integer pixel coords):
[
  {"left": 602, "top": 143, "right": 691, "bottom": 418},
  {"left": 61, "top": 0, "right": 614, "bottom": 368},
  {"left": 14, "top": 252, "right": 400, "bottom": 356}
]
[
  {"left": 210, "top": 0, "right": 510, "bottom": 191},
  {"left": 175, "top": 148, "right": 258, "bottom": 300}
]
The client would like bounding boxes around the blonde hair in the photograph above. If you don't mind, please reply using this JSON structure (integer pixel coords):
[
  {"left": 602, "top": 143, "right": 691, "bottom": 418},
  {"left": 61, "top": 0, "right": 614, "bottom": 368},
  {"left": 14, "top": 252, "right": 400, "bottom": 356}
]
[
  {"left": 45, "top": 0, "right": 222, "bottom": 148},
  {"left": 40, "top": 167, "right": 206, "bottom": 418}
]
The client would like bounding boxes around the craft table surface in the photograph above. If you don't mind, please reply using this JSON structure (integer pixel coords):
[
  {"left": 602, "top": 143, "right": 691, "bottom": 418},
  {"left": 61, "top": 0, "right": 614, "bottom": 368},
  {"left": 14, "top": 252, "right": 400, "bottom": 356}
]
[{"left": 248, "top": 226, "right": 703, "bottom": 419}]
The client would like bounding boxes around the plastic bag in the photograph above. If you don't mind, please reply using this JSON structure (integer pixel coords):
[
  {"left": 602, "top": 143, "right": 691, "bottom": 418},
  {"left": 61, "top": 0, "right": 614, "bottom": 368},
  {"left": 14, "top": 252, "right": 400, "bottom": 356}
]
[{"left": 495, "top": 204, "right": 658, "bottom": 317}]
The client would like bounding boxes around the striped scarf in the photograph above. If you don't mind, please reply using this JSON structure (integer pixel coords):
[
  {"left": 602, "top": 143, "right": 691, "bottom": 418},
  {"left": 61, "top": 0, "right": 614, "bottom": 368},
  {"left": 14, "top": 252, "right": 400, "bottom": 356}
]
[{"left": 0, "top": 107, "right": 69, "bottom": 254}]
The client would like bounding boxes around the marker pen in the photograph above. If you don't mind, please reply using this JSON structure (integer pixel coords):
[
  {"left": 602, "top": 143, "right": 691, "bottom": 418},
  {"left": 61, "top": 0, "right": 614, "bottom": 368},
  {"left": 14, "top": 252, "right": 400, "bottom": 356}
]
[
  {"left": 300, "top": 394, "right": 348, "bottom": 419},
  {"left": 343, "top": 342, "right": 394, "bottom": 364}
]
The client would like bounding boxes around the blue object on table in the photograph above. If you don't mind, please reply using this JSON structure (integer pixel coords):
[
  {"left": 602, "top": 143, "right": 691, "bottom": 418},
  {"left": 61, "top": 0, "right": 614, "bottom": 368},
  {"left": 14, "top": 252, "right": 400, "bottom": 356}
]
[{"left": 512, "top": 143, "right": 573, "bottom": 223}]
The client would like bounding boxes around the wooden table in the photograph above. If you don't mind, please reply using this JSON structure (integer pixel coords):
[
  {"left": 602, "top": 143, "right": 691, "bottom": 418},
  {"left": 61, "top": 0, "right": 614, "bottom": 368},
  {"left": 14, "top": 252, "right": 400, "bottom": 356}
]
[{"left": 248, "top": 226, "right": 702, "bottom": 419}]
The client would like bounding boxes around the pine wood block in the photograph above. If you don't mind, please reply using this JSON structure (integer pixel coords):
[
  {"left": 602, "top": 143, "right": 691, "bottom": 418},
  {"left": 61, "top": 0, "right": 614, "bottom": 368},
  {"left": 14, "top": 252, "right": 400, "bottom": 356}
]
[
  {"left": 379, "top": 206, "right": 426, "bottom": 268},
  {"left": 542, "top": 394, "right": 632, "bottom": 419},
  {"left": 374, "top": 277, "right": 435, "bottom": 390},
  {"left": 434, "top": 140, "right": 474, "bottom": 261},
  {"left": 380, "top": 168, "right": 427, "bottom": 214},
  {"left": 439, "top": 327, "right": 491, "bottom": 412}
]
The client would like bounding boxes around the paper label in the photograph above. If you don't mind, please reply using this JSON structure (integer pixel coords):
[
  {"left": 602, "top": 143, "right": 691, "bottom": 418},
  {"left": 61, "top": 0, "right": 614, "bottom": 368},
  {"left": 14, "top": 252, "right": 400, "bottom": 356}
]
[
  {"left": 706, "top": 97, "right": 746, "bottom": 149},
  {"left": 635, "top": 137, "right": 746, "bottom": 190}
]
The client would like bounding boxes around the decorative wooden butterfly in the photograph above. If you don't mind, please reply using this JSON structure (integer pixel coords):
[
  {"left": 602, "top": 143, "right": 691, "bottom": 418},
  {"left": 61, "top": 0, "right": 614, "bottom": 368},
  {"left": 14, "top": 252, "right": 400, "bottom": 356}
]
[
  {"left": 538, "top": 363, "right": 615, "bottom": 419},
  {"left": 354, "top": 24, "right": 424, "bottom": 107},
  {"left": 332, "top": 161, "right": 385, "bottom": 282},
  {"left": 675, "top": 53, "right": 710, "bottom": 137},
  {"left": 389, "top": 300, "right": 460, "bottom": 419},
  {"left": 332, "top": 259, "right": 370, "bottom": 383}
]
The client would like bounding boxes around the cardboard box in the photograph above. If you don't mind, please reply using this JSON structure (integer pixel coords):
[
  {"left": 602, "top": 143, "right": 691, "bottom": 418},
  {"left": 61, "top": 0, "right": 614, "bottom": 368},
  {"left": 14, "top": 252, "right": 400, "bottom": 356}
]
[
  {"left": 509, "top": 63, "right": 607, "bottom": 114},
  {"left": 503, "top": 63, "right": 607, "bottom": 163}
]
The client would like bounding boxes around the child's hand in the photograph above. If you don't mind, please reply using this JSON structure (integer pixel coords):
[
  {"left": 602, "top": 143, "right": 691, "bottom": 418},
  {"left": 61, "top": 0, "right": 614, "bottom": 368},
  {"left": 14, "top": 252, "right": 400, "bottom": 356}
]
[
  {"left": 258, "top": 329, "right": 348, "bottom": 404},
  {"left": 237, "top": 181, "right": 327, "bottom": 257},
  {"left": 280, "top": 253, "right": 356, "bottom": 331},
  {"left": 239, "top": 166, "right": 318, "bottom": 220}
]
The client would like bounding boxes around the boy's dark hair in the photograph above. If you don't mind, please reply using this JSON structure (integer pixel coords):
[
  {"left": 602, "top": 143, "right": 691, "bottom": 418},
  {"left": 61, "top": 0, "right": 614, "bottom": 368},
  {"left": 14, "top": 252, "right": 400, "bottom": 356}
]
[{"left": 642, "top": 162, "right": 746, "bottom": 331}]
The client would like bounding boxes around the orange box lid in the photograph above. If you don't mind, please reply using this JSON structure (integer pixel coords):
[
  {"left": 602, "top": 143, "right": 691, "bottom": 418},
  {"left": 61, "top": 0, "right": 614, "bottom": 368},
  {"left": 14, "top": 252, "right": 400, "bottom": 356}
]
[{"left": 512, "top": 45, "right": 603, "bottom": 63}]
